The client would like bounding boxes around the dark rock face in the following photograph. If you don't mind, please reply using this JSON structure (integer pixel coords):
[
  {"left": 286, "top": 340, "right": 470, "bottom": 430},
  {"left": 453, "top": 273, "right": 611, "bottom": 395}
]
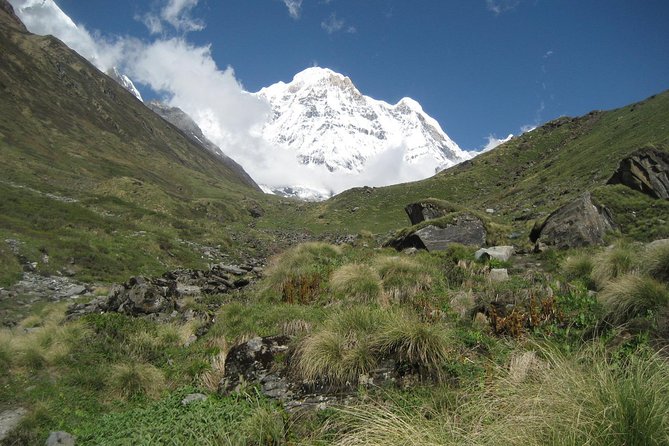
[
  {"left": 66, "top": 262, "right": 262, "bottom": 319},
  {"left": 531, "top": 192, "right": 616, "bottom": 249},
  {"left": 607, "top": 147, "right": 669, "bottom": 199},
  {"left": 405, "top": 202, "right": 450, "bottom": 225},
  {"left": 387, "top": 214, "right": 487, "bottom": 252},
  {"left": 221, "top": 335, "right": 292, "bottom": 396}
]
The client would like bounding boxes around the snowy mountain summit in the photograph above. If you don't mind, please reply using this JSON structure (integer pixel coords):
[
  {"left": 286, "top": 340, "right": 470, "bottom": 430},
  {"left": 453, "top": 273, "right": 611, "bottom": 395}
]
[{"left": 255, "top": 67, "right": 470, "bottom": 175}]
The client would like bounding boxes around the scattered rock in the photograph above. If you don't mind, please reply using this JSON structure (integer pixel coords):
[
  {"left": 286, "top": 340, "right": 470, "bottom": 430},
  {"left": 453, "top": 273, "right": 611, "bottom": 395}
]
[
  {"left": 475, "top": 246, "right": 514, "bottom": 262},
  {"left": 607, "top": 147, "right": 669, "bottom": 199},
  {"left": 67, "top": 262, "right": 262, "bottom": 320},
  {"left": 530, "top": 192, "right": 616, "bottom": 250},
  {"left": 0, "top": 407, "right": 27, "bottom": 441},
  {"left": 220, "top": 334, "right": 429, "bottom": 411},
  {"left": 181, "top": 393, "right": 207, "bottom": 406},
  {"left": 489, "top": 268, "right": 509, "bottom": 282},
  {"left": 386, "top": 214, "right": 487, "bottom": 252},
  {"left": 221, "top": 335, "right": 291, "bottom": 396},
  {"left": 45, "top": 431, "right": 75, "bottom": 446}
]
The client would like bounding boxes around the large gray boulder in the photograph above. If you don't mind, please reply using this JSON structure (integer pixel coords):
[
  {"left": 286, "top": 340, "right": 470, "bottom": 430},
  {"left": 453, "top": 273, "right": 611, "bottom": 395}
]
[
  {"left": 405, "top": 202, "right": 451, "bottom": 225},
  {"left": 531, "top": 192, "right": 616, "bottom": 249},
  {"left": 387, "top": 214, "right": 487, "bottom": 251},
  {"left": 607, "top": 147, "right": 669, "bottom": 199}
]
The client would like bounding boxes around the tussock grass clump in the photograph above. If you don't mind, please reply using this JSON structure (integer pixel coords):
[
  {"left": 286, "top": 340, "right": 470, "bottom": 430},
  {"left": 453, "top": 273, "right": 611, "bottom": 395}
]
[
  {"left": 200, "top": 335, "right": 228, "bottom": 392},
  {"left": 263, "top": 242, "right": 343, "bottom": 303},
  {"left": 562, "top": 253, "right": 594, "bottom": 286},
  {"left": 235, "top": 405, "right": 286, "bottom": 445},
  {"left": 598, "top": 274, "right": 669, "bottom": 325},
  {"left": 330, "top": 263, "right": 382, "bottom": 303},
  {"left": 294, "top": 308, "right": 453, "bottom": 384},
  {"left": 334, "top": 346, "right": 669, "bottom": 446},
  {"left": 3, "top": 305, "right": 86, "bottom": 371},
  {"left": 108, "top": 362, "right": 166, "bottom": 400},
  {"left": 642, "top": 239, "right": 669, "bottom": 283},
  {"left": 374, "top": 313, "right": 451, "bottom": 378},
  {"left": 591, "top": 242, "right": 638, "bottom": 289},
  {"left": 374, "top": 256, "right": 432, "bottom": 303},
  {"left": 294, "top": 308, "right": 384, "bottom": 385},
  {"left": 493, "top": 346, "right": 669, "bottom": 446}
]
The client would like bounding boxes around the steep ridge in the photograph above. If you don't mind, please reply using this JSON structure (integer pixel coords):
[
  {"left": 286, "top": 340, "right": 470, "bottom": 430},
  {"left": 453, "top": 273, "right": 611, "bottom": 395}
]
[
  {"left": 0, "top": 2, "right": 267, "bottom": 281},
  {"left": 146, "top": 101, "right": 261, "bottom": 191},
  {"left": 255, "top": 67, "right": 471, "bottom": 174}
]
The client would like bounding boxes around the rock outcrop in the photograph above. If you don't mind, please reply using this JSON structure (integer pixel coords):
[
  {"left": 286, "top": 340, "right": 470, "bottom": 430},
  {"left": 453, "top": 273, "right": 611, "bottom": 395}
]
[
  {"left": 66, "top": 262, "right": 262, "bottom": 319},
  {"left": 219, "top": 334, "right": 422, "bottom": 412},
  {"left": 607, "top": 147, "right": 669, "bottom": 199},
  {"left": 530, "top": 192, "right": 616, "bottom": 249},
  {"left": 405, "top": 202, "right": 451, "bottom": 225},
  {"left": 386, "top": 214, "right": 487, "bottom": 252}
]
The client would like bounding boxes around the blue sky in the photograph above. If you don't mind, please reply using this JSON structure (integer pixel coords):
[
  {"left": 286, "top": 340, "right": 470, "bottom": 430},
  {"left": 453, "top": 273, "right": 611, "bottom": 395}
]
[{"left": 24, "top": 0, "right": 669, "bottom": 149}]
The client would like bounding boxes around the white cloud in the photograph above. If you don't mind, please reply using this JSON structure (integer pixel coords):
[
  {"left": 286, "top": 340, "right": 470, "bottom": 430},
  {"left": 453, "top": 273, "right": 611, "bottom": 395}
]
[
  {"left": 282, "top": 0, "right": 303, "bottom": 19},
  {"left": 8, "top": 0, "right": 124, "bottom": 70},
  {"left": 321, "top": 13, "right": 355, "bottom": 34},
  {"left": 7, "top": 0, "right": 441, "bottom": 196},
  {"left": 139, "top": 0, "right": 204, "bottom": 34},
  {"left": 481, "top": 134, "right": 513, "bottom": 152},
  {"left": 485, "top": 0, "right": 520, "bottom": 15}
]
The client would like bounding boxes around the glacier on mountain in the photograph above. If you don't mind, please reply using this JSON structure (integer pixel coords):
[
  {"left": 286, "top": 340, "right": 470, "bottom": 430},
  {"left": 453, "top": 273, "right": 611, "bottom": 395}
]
[{"left": 254, "top": 67, "right": 471, "bottom": 176}]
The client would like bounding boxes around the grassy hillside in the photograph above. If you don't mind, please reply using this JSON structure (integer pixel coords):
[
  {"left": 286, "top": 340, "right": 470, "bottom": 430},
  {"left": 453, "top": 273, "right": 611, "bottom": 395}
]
[
  {"left": 0, "top": 6, "right": 279, "bottom": 282},
  {"left": 266, "top": 91, "right": 669, "bottom": 240},
  {"left": 2, "top": 3, "right": 669, "bottom": 445}
]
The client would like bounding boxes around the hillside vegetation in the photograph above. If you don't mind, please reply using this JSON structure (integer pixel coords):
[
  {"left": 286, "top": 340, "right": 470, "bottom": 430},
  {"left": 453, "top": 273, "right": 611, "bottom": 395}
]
[
  {"left": 1, "top": 2, "right": 669, "bottom": 445},
  {"left": 267, "top": 91, "right": 669, "bottom": 241}
]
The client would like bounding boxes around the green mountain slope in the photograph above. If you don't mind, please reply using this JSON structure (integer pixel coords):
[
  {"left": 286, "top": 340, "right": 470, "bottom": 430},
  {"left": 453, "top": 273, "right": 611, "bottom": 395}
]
[
  {"left": 0, "top": 4, "right": 269, "bottom": 283},
  {"left": 281, "top": 91, "right": 669, "bottom": 241}
]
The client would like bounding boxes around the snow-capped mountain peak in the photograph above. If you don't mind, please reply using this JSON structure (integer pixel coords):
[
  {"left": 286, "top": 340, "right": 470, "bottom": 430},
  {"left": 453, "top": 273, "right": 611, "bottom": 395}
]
[
  {"left": 254, "top": 67, "right": 470, "bottom": 175},
  {"left": 107, "top": 67, "right": 143, "bottom": 102}
]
